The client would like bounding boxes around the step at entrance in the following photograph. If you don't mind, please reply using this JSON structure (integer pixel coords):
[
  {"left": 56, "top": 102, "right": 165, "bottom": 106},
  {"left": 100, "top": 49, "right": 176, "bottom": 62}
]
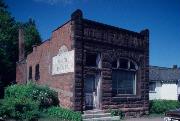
[{"left": 83, "top": 109, "right": 120, "bottom": 121}]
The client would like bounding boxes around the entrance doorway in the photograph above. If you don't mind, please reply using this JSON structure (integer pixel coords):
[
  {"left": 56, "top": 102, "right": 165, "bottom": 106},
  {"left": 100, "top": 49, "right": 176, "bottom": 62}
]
[{"left": 84, "top": 74, "right": 101, "bottom": 110}]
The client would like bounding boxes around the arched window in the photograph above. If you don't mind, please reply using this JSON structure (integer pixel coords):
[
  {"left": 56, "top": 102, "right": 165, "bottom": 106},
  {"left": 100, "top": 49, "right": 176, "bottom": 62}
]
[{"left": 112, "top": 58, "right": 137, "bottom": 95}]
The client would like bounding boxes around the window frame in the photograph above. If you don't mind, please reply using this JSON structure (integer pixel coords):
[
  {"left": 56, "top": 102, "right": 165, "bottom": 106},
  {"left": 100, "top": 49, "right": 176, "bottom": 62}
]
[
  {"left": 112, "top": 58, "right": 138, "bottom": 96},
  {"left": 112, "top": 58, "right": 137, "bottom": 70}
]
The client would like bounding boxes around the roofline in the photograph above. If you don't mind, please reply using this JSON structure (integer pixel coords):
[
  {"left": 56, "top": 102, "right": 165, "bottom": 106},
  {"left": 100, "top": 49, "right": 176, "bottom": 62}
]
[
  {"left": 149, "top": 65, "right": 179, "bottom": 69},
  {"left": 149, "top": 79, "right": 180, "bottom": 82},
  {"left": 52, "top": 16, "right": 147, "bottom": 37},
  {"left": 40, "top": 8, "right": 149, "bottom": 44},
  {"left": 83, "top": 18, "right": 145, "bottom": 36},
  {"left": 150, "top": 79, "right": 180, "bottom": 81},
  {"left": 52, "top": 20, "right": 71, "bottom": 32},
  {"left": 40, "top": 39, "right": 50, "bottom": 45}
]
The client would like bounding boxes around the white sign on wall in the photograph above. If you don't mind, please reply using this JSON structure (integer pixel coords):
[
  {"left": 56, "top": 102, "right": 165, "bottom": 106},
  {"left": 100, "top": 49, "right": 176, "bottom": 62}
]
[{"left": 52, "top": 48, "right": 74, "bottom": 75}]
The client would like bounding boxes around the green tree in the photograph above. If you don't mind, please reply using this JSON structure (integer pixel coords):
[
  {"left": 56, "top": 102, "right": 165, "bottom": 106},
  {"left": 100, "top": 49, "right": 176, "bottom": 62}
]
[
  {"left": 0, "top": 0, "right": 18, "bottom": 88},
  {"left": 0, "top": 0, "right": 41, "bottom": 98},
  {"left": 23, "top": 18, "right": 42, "bottom": 55}
]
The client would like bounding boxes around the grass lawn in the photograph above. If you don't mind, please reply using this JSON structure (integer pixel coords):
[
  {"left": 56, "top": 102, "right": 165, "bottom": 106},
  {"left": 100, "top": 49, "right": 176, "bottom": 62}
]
[
  {"left": 5, "top": 118, "right": 68, "bottom": 121},
  {"left": 38, "top": 118, "right": 69, "bottom": 121},
  {"left": 146, "top": 113, "right": 164, "bottom": 118}
]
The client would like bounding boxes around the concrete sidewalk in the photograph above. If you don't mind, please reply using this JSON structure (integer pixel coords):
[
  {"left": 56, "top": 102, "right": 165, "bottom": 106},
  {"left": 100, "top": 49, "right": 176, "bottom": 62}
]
[{"left": 124, "top": 117, "right": 164, "bottom": 121}]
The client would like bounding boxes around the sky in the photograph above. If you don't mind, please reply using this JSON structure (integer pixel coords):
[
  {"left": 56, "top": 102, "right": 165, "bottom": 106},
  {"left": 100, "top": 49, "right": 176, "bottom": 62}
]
[{"left": 6, "top": 0, "right": 180, "bottom": 67}]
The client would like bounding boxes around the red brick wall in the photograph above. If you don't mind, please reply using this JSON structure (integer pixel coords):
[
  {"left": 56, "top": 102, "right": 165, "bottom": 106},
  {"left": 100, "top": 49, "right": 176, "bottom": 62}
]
[{"left": 25, "top": 21, "right": 74, "bottom": 109}]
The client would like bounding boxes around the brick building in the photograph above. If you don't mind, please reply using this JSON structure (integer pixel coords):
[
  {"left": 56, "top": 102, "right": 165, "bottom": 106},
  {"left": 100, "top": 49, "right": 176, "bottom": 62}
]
[{"left": 16, "top": 9, "right": 149, "bottom": 116}]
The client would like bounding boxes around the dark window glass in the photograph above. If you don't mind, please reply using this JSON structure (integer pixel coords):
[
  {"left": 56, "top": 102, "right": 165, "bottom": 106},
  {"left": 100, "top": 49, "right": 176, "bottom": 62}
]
[
  {"left": 35, "top": 64, "right": 40, "bottom": 80},
  {"left": 112, "top": 60, "right": 117, "bottom": 68},
  {"left": 149, "top": 82, "right": 156, "bottom": 92},
  {"left": 84, "top": 75, "right": 95, "bottom": 109},
  {"left": 28, "top": 66, "right": 32, "bottom": 80},
  {"left": 130, "top": 61, "right": 136, "bottom": 70},
  {"left": 112, "top": 70, "right": 136, "bottom": 95},
  {"left": 84, "top": 76, "right": 95, "bottom": 93},
  {"left": 119, "top": 58, "right": 128, "bottom": 69},
  {"left": 86, "top": 53, "right": 98, "bottom": 67}
]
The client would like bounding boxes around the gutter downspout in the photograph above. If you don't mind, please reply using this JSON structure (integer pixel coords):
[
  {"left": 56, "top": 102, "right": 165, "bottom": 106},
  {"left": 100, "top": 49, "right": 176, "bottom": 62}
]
[{"left": 177, "top": 79, "right": 180, "bottom": 100}]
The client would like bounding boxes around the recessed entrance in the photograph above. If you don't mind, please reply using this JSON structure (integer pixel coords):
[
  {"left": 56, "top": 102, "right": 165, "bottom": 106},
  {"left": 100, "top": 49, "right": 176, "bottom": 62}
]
[{"left": 84, "top": 74, "right": 101, "bottom": 110}]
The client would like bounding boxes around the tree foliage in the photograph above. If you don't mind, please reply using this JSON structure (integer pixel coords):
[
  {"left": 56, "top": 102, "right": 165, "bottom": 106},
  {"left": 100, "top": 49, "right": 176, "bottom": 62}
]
[
  {"left": 20, "top": 18, "right": 42, "bottom": 56},
  {"left": 0, "top": 0, "right": 42, "bottom": 98},
  {"left": 0, "top": 0, "right": 18, "bottom": 87}
]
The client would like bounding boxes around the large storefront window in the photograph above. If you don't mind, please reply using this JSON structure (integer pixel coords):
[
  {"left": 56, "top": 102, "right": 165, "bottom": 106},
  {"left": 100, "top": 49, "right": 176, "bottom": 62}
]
[{"left": 112, "top": 58, "right": 137, "bottom": 95}]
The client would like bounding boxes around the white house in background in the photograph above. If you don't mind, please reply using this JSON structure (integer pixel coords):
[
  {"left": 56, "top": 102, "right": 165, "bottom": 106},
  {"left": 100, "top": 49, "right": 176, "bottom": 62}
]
[{"left": 149, "top": 65, "right": 180, "bottom": 100}]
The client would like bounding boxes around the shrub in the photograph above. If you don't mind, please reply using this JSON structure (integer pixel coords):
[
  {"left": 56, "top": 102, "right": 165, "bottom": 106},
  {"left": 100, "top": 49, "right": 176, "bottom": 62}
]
[
  {"left": 5, "top": 82, "right": 59, "bottom": 109},
  {"left": 47, "top": 106, "right": 82, "bottom": 121},
  {"left": 150, "top": 100, "right": 180, "bottom": 114},
  {"left": 0, "top": 97, "right": 40, "bottom": 120},
  {"left": 110, "top": 109, "right": 125, "bottom": 119},
  {"left": 0, "top": 82, "right": 59, "bottom": 120},
  {"left": 29, "top": 83, "right": 59, "bottom": 109}
]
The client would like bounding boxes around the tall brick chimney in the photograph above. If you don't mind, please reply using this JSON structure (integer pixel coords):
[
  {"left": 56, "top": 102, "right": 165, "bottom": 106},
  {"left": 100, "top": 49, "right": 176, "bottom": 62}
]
[{"left": 18, "top": 28, "right": 25, "bottom": 61}]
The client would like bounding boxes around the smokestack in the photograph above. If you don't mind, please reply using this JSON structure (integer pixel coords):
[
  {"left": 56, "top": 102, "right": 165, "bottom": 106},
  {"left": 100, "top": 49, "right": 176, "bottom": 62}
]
[{"left": 18, "top": 28, "right": 25, "bottom": 61}]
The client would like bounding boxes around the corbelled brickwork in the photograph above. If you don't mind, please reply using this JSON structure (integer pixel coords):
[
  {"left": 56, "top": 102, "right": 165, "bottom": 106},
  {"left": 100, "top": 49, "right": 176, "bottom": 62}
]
[{"left": 16, "top": 9, "right": 149, "bottom": 117}]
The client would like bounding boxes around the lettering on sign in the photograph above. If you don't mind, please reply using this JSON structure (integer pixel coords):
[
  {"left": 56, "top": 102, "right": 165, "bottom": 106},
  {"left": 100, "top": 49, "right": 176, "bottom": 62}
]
[
  {"left": 52, "top": 48, "right": 74, "bottom": 75},
  {"left": 84, "top": 28, "right": 145, "bottom": 48}
]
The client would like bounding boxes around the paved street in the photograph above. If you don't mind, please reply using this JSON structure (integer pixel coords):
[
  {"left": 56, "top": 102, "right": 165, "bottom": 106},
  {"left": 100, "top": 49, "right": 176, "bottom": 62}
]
[{"left": 124, "top": 117, "right": 164, "bottom": 121}]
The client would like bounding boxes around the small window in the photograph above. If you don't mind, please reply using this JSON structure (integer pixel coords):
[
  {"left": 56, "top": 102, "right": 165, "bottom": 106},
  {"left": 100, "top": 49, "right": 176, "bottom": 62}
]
[
  {"left": 119, "top": 58, "right": 128, "bottom": 69},
  {"left": 86, "top": 52, "right": 101, "bottom": 68},
  {"left": 28, "top": 66, "right": 32, "bottom": 80},
  {"left": 149, "top": 82, "right": 156, "bottom": 92},
  {"left": 35, "top": 64, "right": 40, "bottom": 80}
]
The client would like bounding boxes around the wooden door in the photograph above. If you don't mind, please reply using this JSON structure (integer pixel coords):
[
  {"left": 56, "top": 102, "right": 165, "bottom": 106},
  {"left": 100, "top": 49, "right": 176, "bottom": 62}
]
[{"left": 84, "top": 76, "right": 95, "bottom": 110}]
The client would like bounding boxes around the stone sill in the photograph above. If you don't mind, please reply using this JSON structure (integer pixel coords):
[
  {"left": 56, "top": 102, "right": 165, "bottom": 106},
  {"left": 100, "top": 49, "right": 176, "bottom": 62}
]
[
  {"left": 112, "top": 95, "right": 142, "bottom": 102},
  {"left": 149, "top": 91, "right": 156, "bottom": 93}
]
